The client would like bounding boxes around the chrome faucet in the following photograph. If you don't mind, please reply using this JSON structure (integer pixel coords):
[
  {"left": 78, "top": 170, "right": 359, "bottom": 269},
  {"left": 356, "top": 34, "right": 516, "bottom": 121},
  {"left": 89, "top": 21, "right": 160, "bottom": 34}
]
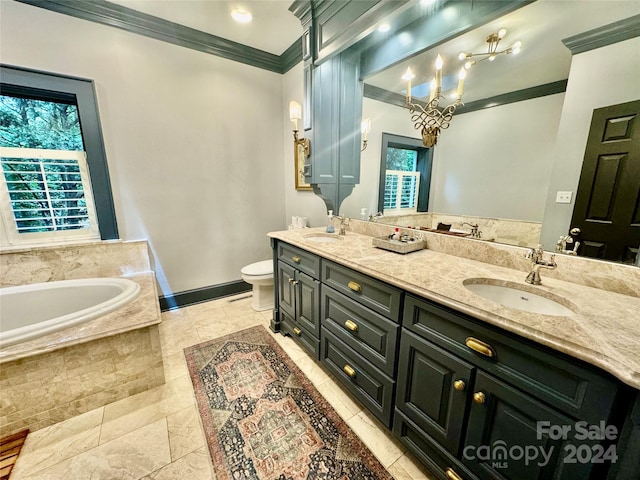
[
  {"left": 332, "top": 214, "right": 350, "bottom": 235},
  {"left": 525, "top": 246, "right": 557, "bottom": 285},
  {"left": 462, "top": 222, "right": 482, "bottom": 239},
  {"left": 368, "top": 211, "right": 384, "bottom": 222}
]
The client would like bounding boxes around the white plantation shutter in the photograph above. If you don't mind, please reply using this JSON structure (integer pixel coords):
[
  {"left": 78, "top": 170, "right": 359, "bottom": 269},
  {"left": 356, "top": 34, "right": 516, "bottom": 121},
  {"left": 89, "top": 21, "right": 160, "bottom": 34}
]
[
  {"left": 0, "top": 147, "right": 100, "bottom": 246},
  {"left": 384, "top": 170, "right": 420, "bottom": 214}
]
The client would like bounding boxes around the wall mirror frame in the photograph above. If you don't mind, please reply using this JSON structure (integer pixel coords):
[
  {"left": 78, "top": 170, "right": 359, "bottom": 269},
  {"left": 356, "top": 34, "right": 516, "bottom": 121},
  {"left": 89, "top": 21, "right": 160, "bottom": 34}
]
[{"left": 294, "top": 137, "right": 312, "bottom": 191}]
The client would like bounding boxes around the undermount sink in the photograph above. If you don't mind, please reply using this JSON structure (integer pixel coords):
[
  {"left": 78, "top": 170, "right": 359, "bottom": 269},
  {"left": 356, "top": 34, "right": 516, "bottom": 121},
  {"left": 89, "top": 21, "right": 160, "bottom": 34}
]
[
  {"left": 303, "top": 233, "right": 343, "bottom": 243},
  {"left": 463, "top": 279, "right": 576, "bottom": 316}
]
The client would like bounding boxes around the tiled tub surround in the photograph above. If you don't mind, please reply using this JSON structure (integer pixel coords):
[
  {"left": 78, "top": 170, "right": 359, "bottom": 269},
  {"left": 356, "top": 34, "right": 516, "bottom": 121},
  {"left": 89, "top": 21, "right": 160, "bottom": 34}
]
[
  {"left": 375, "top": 213, "right": 542, "bottom": 247},
  {"left": 268, "top": 225, "right": 640, "bottom": 389},
  {"left": 0, "top": 240, "right": 164, "bottom": 437}
]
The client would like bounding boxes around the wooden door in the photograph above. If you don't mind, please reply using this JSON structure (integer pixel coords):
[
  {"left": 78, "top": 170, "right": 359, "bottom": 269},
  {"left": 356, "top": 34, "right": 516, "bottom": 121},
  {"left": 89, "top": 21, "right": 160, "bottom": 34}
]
[{"left": 571, "top": 100, "right": 640, "bottom": 263}]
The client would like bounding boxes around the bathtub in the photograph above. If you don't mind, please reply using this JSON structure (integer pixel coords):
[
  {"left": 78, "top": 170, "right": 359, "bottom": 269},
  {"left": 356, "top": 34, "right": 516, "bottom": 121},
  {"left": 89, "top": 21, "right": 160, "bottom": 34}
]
[{"left": 0, "top": 278, "right": 140, "bottom": 348}]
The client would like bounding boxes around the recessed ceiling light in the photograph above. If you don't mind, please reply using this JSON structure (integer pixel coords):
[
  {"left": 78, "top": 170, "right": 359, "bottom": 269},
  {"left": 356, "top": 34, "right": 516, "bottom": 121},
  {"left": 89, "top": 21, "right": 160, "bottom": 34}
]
[
  {"left": 231, "top": 8, "right": 252, "bottom": 24},
  {"left": 378, "top": 23, "right": 391, "bottom": 33}
]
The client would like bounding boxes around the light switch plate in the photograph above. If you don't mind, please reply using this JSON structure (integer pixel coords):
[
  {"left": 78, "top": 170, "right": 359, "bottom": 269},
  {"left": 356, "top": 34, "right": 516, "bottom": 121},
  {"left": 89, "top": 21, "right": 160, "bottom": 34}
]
[{"left": 556, "top": 191, "right": 572, "bottom": 203}]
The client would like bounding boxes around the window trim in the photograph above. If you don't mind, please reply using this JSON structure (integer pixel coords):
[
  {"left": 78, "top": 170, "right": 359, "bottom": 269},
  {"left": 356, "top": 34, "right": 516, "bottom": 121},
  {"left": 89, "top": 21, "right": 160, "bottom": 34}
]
[
  {"left": 1, "top": 64, "right": 118, "bottom": 240},
  {"left": 378, "top": 132, "right": 433, "bottom": 214}
]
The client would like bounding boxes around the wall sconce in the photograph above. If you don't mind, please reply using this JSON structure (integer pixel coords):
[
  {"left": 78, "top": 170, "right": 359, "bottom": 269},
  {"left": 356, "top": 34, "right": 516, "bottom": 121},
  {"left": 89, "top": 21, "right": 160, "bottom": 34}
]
[
  {"left": 289, "top": 100, "right": 310, "bottom": 157},
  {"left": 458, "top": 28, "right": 522, "bottom": 69},
  {"left": 361, "top": 118, "right": 371, "bottom": 151},
  {"left": 402, "top": 55, "right": 466, "bottom": 147}
]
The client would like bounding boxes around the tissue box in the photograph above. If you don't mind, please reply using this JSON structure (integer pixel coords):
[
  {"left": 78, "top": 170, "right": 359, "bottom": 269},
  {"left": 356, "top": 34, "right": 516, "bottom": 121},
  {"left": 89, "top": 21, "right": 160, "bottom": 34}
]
[{"left": 372, "top": 236, "right": 426, "bottom": 254}]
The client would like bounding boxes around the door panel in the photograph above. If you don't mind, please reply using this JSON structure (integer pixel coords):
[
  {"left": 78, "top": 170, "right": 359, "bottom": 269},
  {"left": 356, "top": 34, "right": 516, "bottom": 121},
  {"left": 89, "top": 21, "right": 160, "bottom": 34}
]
[
  {"left": 296, "top": 271, "right": 320, "bottom": 337},
  {"left": 464, "top": 372, "right": 597, "bottom": 480},
  {"left": 571, "top": 100, "right": 640, "bottom": 262},
  {"left": 277, "top": 261, "right": 295, "bottom": 318},
  {"left": 396, "top": 330, "right": 475, "bottom": 455}
]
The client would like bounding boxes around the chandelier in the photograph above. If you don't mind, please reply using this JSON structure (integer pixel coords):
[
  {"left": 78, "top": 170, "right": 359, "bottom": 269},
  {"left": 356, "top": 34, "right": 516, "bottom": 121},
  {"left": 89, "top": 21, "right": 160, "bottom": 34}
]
[
  {"left": 458, "top": 28, "right": 522, "bottom": 69},
  {"left": 402, "top": 54, "right": 466, "bottom": 147}
]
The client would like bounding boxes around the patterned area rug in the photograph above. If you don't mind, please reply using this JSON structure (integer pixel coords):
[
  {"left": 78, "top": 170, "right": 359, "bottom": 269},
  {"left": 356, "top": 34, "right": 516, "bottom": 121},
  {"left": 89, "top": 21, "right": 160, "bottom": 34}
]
[{"left": 184, "top": 325, "right": 392, "bottom": 480}]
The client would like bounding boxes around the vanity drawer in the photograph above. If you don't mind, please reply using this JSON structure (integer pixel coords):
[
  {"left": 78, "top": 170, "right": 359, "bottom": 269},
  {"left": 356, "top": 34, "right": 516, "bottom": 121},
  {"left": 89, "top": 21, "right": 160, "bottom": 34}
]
[
  {"left": 277, "top": 242, "right": 321, "bottom": 279},
  {"left": 320, "top": 328, "right": 395, "bottom": 427},
  {"left": 403, "top": 294, "right": 620, "bottom": 423},
  {"left": 280, "top": 311, "right": 320, "bottom": 360},
  {"left": 321, "top": 259, "right": 403, "bottom": 322},
  {"left": 321, "top": 286, "right": 399, "bottom": 377}
]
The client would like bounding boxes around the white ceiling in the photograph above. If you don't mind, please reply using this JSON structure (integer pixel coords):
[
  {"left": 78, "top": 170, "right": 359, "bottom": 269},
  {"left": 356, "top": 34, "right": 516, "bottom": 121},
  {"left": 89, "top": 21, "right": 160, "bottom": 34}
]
[
  {"left": 108, "top": 0, "right": 638, "bottom": 100},
  {"left": 110, "top": 0, "right": 303, "bottom": 55},
  {"left": 366, "top": 0, "right": 640, "bottom": 103}
]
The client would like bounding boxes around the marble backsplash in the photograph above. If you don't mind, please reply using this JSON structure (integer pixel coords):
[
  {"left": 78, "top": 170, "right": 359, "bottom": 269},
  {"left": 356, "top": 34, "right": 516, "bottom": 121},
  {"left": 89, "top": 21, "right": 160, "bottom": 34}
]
[
  {"left": 348, "top": 219, "right": 640, "bottom": 298},
  {"left": 375, "top": 212, "right": 542, "bottom": 248},
  {"left": 0, "top": 239, "right": 152, "bottom": 287}
]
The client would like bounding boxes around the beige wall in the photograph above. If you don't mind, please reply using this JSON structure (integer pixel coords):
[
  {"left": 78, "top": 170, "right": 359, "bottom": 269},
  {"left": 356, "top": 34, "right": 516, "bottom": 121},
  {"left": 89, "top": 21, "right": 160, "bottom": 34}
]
[
  {"left": 540, "top": 37, "right": 640, "bottom": 249},
  {"left": 343, "top": 93, "right": 564, "bottom": 224},
  {"left": 0, "top": 1, "right": 287, "bottom": 295}
]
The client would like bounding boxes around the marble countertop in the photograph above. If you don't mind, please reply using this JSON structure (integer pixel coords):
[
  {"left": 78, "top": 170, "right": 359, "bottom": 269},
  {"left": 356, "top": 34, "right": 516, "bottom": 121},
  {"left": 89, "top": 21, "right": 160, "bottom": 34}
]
[{"left": 269, "top": 228, "right": 640, "bottom": 389}]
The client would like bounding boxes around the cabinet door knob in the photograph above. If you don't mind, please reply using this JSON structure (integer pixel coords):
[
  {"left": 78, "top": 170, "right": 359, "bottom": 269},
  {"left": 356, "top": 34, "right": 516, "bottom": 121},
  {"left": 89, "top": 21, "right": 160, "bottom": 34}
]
[
  {"left": 292, "top": 255, "right": 301, "bottom": 264},
  {"left": 473, "top": 392, "right": 486, "bottom": 405},
  {"left": 288, "top": 277, "right": 294, "bottom": 284},
  {"left": 445, "top": 468, "right": 464, "bottom": 480},
  {"left": 465, "top": 337, "right": 495, "bottom": 358},
  {"left": 293, "top": 327, "right": 301, "bottom": 336},
  {"left": 292, "top": 280, "right": 299, "bottom": 286},
  {"left": 343, "top": 364, "right": 356, "bottom": 378},
  {"left": 347, "top": 281, "right": 362, "bottom": 293},
  {"left": 344, "top": 319, "right": 359, "bottom": 332},
  {"left": 453, "top": 380, "right": 466, "bottom": 392}
]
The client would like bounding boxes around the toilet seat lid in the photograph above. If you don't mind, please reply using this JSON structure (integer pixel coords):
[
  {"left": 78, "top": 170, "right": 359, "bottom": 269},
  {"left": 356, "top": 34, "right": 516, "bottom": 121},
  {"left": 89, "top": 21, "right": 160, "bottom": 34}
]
[{"left": 241, "top": 260, "right": 273, "bottom": 276}]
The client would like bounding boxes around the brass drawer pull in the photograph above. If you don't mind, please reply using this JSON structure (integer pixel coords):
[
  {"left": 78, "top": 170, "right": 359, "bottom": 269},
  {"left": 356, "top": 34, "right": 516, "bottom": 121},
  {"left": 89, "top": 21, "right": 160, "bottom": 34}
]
[
  {"left": 445, "top": 468, "right": 463, "bottom": 480},
  {"left": 465, "top": 337, "right": 495, "bottom": 358},
  {"left": 347, "top": 281, "right": 362, "bottom": 293},
  {"left": 344, "top": 319, "right": 359, "bottom": 332},
  {"left": 292, "top": 255, "right": 301, "bottom": 264},
  {"left": 473, "top": 392, "right": 486, "bottom": 405},
  {"left": 293, "top": 327, "right": 301, "bottom": 336},
  {"left": 453, "top": 380, "right": 466, "bottom": 392},
  {"left": 343, "top": 364, "right": 356, "bottom": 378}
]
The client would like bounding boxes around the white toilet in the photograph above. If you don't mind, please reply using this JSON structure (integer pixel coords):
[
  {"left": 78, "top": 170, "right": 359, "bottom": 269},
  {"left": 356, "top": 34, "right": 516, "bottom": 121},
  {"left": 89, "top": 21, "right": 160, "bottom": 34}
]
[{"left": 241, "top": 260, "right": 274, "bottom": 311}]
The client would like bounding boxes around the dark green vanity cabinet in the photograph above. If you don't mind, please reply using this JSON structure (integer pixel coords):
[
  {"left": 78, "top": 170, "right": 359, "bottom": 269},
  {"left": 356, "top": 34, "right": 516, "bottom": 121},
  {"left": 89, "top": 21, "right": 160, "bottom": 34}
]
[
  {"left": 395, "top": 294, "right": 626, "bottom": 480},
  {"left": 275, "top": 242, "right": 321, "bottom": 359},
  {"left": 319, "top": 260, "right": 403, "bottom": 427},
  {"left": 271, "top": 239, "right": 638, "bottom": 480}
]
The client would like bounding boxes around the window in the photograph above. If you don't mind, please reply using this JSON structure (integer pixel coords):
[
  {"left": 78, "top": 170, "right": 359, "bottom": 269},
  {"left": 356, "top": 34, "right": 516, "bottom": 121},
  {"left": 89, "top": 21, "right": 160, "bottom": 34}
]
[
  {"left": 0, "top": 148, "right": 99, "bottom": 241},
  {"left": 0, "top": 65, "right": 117, "bottom": 246},
  {"left": 378, "top": 133, "right": 433, "bottom": 215}
]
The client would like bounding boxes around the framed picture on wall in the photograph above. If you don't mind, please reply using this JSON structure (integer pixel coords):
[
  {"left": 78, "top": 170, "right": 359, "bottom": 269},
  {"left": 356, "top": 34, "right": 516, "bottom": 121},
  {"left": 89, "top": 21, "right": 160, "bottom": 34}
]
[{"left": 294, "top": 138, "right": 312, "bottom": 191}]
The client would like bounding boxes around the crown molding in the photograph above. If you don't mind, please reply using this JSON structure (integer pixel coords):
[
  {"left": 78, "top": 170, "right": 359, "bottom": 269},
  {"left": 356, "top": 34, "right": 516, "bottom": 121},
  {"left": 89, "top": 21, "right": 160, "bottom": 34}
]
[
  {"left": 15, "top": 0, "right": 302, "bottom": 74},
  {"left": 563, "top": 14, "right": 640, "bottom": 55},
  {"left": 364, "top": 80, "right": 567, "bottom": 114}
]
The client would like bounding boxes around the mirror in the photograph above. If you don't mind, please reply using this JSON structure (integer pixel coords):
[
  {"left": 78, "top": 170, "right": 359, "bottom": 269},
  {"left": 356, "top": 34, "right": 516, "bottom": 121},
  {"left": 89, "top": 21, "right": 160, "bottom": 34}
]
[
  {"left": 339, "top": 1, "right": 640, "bottom": 265},
  {"left": 294, "top": 137, "right": 312, "bottom": 191}
]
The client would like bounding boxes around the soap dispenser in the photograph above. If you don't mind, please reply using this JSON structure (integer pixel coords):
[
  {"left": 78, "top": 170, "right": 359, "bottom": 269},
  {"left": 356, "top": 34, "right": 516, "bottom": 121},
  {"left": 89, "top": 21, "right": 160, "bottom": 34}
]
[{"left": 326, "top": 210, "right": 335, "bottom": 233}]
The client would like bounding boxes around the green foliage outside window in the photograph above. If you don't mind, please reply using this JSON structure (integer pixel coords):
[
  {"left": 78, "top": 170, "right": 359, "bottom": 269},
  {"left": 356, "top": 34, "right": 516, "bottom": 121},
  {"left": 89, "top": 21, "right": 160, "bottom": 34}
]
[
  {"left": 0, "top": 95, "right": 89, "bottom": 234},
  {"left": 386, "top": 146, "right": 417, "bottom": 171}
]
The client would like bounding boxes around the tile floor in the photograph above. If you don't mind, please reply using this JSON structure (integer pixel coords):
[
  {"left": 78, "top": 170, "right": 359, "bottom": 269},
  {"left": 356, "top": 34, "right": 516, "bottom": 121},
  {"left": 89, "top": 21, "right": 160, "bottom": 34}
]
[{"left": 10, "top": 294, "right": 435, "bottom": 480}]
